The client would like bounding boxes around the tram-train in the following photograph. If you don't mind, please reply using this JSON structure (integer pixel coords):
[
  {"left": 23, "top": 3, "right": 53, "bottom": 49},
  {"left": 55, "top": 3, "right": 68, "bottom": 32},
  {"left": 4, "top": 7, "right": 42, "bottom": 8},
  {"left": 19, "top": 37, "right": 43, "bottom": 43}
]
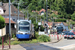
[{"left": 16, "top": 20, "right": 34, "bottom": 39}]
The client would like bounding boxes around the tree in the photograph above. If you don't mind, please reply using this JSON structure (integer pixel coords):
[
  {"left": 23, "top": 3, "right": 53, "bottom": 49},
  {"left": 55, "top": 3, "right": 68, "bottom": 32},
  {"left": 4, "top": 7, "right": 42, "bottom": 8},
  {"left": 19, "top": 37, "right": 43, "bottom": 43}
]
[
  {"left": 71, "top": 12, "right": 75, "bottom": 21},
  {"left": 0, "top": 15, "right": 5, "bottom": 29}
]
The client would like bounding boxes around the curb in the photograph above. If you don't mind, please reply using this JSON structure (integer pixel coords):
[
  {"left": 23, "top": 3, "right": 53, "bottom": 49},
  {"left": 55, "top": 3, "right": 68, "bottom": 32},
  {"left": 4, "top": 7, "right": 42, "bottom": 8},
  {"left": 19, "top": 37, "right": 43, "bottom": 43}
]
[{"left": 50, "top": 38, "right": 63, "bottom": 43}]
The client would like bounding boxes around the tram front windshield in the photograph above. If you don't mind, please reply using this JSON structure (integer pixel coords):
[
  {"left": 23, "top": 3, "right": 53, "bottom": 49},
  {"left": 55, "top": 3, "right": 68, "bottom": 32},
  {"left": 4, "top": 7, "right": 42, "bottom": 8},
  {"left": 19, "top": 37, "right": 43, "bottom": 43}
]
[{"left": 19, "top": 27, "right": 29, "bottom": 32}]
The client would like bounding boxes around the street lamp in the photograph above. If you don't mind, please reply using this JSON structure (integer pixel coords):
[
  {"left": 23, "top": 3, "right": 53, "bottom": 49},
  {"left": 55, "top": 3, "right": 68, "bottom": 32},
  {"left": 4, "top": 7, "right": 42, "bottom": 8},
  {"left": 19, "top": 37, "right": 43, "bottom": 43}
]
[{"left": 9, "top": 0, "right": 11, "bottom": 49}]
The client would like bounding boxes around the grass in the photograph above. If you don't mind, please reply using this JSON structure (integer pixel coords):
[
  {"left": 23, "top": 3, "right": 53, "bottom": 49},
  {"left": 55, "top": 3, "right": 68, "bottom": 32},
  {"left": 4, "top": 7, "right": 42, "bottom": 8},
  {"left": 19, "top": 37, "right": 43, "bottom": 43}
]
[{"left": 10, "top": 38, "right": 43, "bottom": 45}]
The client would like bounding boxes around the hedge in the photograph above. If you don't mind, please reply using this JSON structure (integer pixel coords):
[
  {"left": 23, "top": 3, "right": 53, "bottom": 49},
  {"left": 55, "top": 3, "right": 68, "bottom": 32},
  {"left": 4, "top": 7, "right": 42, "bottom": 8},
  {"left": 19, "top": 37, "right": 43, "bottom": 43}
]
[
  {"left": 71, "top": 22, "right": 75, "bottom": 25},
  {"left": 54, "top": 19, "right": 66, "bottom": 22}
]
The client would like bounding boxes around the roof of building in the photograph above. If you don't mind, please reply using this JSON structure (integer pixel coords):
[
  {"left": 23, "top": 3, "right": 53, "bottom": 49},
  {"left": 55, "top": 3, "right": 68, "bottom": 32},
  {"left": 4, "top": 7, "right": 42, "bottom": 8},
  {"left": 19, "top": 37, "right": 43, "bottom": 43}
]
[
  {"left": 39, "top": 9, "right": 45, "bottom": 13},
  {"left": 63, "top": 22, "right": 68, "bottom": 26},
  {"left": 54, "top": 22, "right": 68, "bottom": 26},
  {"left": 51, "top": 10, "right": 58, "bottom": 15},
  {"left": 4, "top": 18, "right": 15, "bottom": 24},
  {"left": 0, "top": 6, "right": 6, "bottom": 10},
  {"left": 0, "top": 3, "right": 24, "bottom": 17}
]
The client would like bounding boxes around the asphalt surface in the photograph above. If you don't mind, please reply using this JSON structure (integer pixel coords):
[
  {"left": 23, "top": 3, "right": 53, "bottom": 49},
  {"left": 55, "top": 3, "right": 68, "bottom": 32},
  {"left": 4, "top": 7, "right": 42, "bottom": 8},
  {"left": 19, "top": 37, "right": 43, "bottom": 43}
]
[
  {"left": 20, "top": 43, "right": 60, "bottom": 50},
  {"left": 48, "top": 39, "right": 75, "bottom": 47},
  {"left": 20, "top": 39, "right": 75, "bottom": 50}
]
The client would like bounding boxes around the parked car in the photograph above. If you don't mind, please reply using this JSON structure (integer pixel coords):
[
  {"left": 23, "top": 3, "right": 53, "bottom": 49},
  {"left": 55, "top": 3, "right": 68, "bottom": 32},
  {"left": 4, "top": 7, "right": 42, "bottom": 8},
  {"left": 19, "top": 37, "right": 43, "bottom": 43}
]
[
  {"left": 67, "top": 32, "right": 75, "bottom": 39},
  {"left": 70, "top": 29, "right": 75, "bottom": 34},
  {"left": 56, "top": 25, "right": 63, "bottom": 34},
  {"left": 61, "top": 31, "right": 69, "bottom": 35},
  {"left": 63, "top": 31, "right": 69, "bottom": 38}
]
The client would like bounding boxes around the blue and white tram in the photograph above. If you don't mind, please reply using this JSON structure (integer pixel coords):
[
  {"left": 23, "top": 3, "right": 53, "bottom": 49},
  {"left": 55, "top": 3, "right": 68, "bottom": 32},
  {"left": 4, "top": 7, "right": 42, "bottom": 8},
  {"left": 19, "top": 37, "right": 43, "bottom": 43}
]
[{"left": 16, "top": 20, "right": 34, "bottom": 39}]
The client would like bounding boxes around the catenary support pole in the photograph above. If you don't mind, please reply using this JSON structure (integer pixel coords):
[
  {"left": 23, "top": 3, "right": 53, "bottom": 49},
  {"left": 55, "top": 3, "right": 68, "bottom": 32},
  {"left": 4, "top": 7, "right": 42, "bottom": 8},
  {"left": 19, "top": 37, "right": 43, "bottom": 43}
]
[
  {"left": 46, "top": 0, "right": 48, "bottom": 22},
  {"left": 17, "top": 3, "right": 19, "bottom": 33},
  {"left": 9, "top": 0, "right": 11, "bottom": 49}
]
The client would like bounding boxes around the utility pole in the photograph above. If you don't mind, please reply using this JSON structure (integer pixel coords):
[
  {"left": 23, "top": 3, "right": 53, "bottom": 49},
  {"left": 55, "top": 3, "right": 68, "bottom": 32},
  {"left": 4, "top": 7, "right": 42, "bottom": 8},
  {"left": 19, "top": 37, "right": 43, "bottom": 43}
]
[
  {"left": 9, "top": 0, "right": 11, "bottom": 49},
  {"left": 46, "top": 0, "right": 48, "bottom": 22},
  {"left": 46, "top": 0, "right": 48, "bottom": 34},
  {"left": 27, "top": 11, "right": 28, "bottom": 19},
  {"left": 50, "top": 0, "right": 51, "bottom": 10},
  {"left": 18, "top": 3, "right": 19, "bottom": 20},
  {"left": 44, "top": 0, "right": 45, "bottom": 25}
]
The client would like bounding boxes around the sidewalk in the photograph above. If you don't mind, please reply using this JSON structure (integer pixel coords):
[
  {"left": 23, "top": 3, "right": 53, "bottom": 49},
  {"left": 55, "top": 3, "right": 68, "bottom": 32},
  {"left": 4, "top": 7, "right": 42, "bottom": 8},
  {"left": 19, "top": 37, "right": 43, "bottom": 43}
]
[
  {"left": 0, "top": 45, "right": 26, "bottom": 50},
  {"left": 41, "top": 39, "right": 75, "bottom": 50},
  {"left": 58, "top": 44, "right": 75, "bottom": 50}
]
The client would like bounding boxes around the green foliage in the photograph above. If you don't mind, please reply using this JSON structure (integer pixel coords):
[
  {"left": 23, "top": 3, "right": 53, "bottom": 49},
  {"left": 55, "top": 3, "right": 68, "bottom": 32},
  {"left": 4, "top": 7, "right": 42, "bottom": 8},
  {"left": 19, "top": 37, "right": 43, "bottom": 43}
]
[
  {"left": 34, "top": 32, "right": 39, "bottom": 39},
  {"left": 3, "top": 0, "right": 75, "bottom": 21},
  {"left": 71, "top": 12, "right": 75, "bottom": 21},
  {"left": 0, "top": 37, "right": 2, "bottom": 44},
  {"left": 48, "top": 20, "right": 52, "bottom": 22},
  {"left": 0, "top": 15, "right": 5, "bottom": 29},
  {"left": 38, "top": 35, "right": 50, "bottom": 42},
  {"left": 29, "top": 17, "right": 36, "bottom": 24},
  {"left": 33, "top": 23, "right": 39, "bottom": 31},
  {"left": 11, "top": 40, "right": 20, "bottom": 45},
  {"left": 12, "top": 33, "right": 15, "bottom": 38},
  {"left": 55, "top": 19, "right": 66, "bottom": 22},
  {"left": 40, "top": 25, "right": 45, "bottom": 31},
  {"left": 33, "top": 22, "right": 44, "bottom": 31},
  {"left": 71, "top": 22, "right": 75, "bottom": 25}
]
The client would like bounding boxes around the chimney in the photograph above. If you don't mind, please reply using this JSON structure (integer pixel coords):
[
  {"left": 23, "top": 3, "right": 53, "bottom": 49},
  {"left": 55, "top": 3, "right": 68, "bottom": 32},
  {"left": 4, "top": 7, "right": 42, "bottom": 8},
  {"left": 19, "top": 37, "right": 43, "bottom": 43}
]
[{"left": 0, "top": 2, "right": 3, "bottom": 6}]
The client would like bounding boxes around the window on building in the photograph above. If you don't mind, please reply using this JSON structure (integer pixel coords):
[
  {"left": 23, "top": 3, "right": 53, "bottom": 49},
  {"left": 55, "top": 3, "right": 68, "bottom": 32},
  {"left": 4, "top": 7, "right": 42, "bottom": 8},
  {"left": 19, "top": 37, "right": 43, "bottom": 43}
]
[
  {"left": 14, "top": 11, "right": 16, "bottom": 13},
  {"left": 41, "top": 11, "right": 44, "bottom": 13},
  {"left": 13, "top": 19, "right": 15, "bottom": 21}
]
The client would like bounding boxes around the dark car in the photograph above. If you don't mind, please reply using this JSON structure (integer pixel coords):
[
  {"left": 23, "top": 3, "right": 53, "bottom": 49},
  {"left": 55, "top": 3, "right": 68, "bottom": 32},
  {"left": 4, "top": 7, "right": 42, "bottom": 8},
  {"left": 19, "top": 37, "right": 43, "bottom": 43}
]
[
  {"left": 62, "top": 31, "right": 69, "bottom": 38},
  {"left": 56, "top": 25, "right": 63, "bottom": 34},
  {"left": 61, "top": 31, "right": 69, "bottom": 35},
  {"left": 67, "top": 32, "right": 75, "bottom": 39}
]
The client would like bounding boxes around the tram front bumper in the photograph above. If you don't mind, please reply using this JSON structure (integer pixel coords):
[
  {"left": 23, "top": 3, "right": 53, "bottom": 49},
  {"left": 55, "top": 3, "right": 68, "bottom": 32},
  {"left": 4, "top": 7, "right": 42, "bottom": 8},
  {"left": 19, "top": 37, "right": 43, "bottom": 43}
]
[{"left": 16, "top": 34, "right": 30, "bottom": 39}]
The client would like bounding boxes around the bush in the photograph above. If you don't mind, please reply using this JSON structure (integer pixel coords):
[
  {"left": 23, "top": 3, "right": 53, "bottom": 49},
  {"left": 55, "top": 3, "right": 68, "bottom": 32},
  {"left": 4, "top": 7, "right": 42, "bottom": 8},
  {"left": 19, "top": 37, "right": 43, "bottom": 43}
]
[
  {"left": 40, "top": 25, "right": 45, "bottom": 31},
  {"left": 34, "top": 32, "right": 39, "bottom": 39},
  {"left": 71, "top": 22, "right": 75, "bottom": 25},
  {"left": 38, "top": 35, "right": 50, "bottom": 42},
  {"left": 0, "top": 15, "right": 5, "bottom": 29},
  {"left": 12, "top": 33, "right": 15, "bottom": 38},
  {"left": 34, "top": 23, "right": 39, "bottom": 31},
  {"left": 55, "top": 19, "right": 66, "bottom": 22},
  {"left": 71, "top": 12, "right": 75, "bottom": 21}
]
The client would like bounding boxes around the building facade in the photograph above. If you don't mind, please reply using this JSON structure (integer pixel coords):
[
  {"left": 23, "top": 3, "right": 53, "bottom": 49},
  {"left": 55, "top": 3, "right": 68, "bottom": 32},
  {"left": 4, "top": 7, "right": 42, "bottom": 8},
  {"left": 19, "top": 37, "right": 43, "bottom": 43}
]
[{"left": 0, "top": 2, "right": 24, "bottom": 22}]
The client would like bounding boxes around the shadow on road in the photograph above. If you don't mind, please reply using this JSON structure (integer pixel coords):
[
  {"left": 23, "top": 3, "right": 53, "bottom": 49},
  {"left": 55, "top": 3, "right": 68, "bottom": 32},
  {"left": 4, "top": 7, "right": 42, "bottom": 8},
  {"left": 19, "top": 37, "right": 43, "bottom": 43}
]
[
  {"left": 20, "top": 43, "right": 60, "bottom": 50},
  {"left": 18, "top": 37, "right": 36, "bottom": 41}
]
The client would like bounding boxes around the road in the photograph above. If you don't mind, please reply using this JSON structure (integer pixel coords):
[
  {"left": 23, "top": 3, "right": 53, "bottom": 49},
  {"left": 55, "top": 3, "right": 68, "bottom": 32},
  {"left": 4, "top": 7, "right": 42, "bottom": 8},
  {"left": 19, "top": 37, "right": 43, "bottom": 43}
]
[
  {"left": 20, "top": 43, "right": 60, "bottom": 50},
  {"left": 20, "top": 39, "right": 75, "bottom": 50},
  {"left": 41, "top": 39, "right": 75, "bottom": 50}
]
